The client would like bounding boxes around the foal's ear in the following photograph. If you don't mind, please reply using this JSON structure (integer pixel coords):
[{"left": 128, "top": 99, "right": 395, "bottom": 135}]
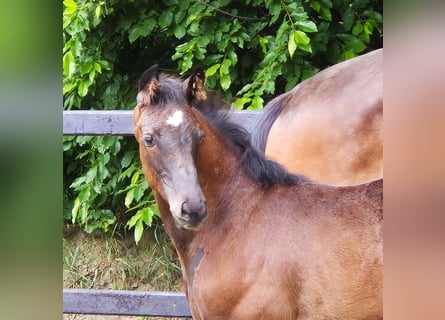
[
  {"left": 137, "top": 64, "right": 160, "bottom": 104},
  {"left": 185, "top": 67, "right": 207, "bottom": 104}
]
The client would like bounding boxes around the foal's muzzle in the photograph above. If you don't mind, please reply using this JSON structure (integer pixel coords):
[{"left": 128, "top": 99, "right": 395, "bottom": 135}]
[{"left": 177, "top": 198, "right": 207, "bottom": 231}]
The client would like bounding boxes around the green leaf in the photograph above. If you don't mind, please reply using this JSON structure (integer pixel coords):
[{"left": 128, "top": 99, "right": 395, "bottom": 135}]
[
  {"left": 232, "top": 97, "right": 251, "bottom": 110},
  {"left": 159, "top": 11, "right": 173, "bottom": 28},
  {"left": 342, "top": 8, "right": 355, "bottom": 31},
  {"left": 343, "top": 49, "right": 356, "bottom": 60},
  {"left": 250, "top": 96, "right": 264, "bottom": 110},
  {"left": 294, "top": 30, "right": 310, "bottom": 44},
  {"left": 128, "top": 28, "right": 141, "bottom": 43},
  {"left": 125, "top": 189, "right": 134, "bottom": 208},
  {"left": 188, "top": 21, "right": 201, "bottom": 36},
  {"left": 195, "top": 45, "right": 207, "bottom": 60},
  {"left": 85, "top": 166, "right": 97, "bottom": 184},
  {"left": 70, "top": 38, "right": 82, "bottom": 57},
  {"left": 352, "top": 21, "right": 363, "bottom": 36},
  {"left": 259, "top": 37, "right": 268, "bottom": 53},
  {"left": 99, "top": 60, "right": 111, "bottom": 70},
  {"left": 93, "top": 178, "right": 102, "bottom": 194},
  {"left": 319, "top": 0, "right": 333, "bottom": 8},
  {"left": 63, "top": 52, "right": 75, "bottom": 77},
  {"left": 80, "top": 62, "right": 92, "bottom": 76},
  {"left": 102, "top": 136, "right": 116, "bottom": 148},
  {"left": 118, "top": 164, "right": 136, "bottom": 182},
  {"left": 174, "top": 25, "right": 186, "bottom": 39},
  {"left": 352, "top": 0, "right": 370, "bottom": 9},
  {"left": 311, "top": 1, "right": 321, "bottom": 12},
  {"left": 63, "top": 140, "right": 72, "bottom": 151},
  {"left": 336, "top": 33, "right": 356, "bottom": 43},
  {"left": 220, "top": 73, "right": 231, "bottom": 91},
  {"left": 62, "top": 82, "right": 76, "bottom": 96},
  {"left": 220, "top": 59, "right": 232, "bottom": 74},
  {"left": 363, "top": 10, "right": 382, "bottom": 22},
  {"left": 269, "top": 4, "right": 281, "bottom": 25},
  {"left": 71, "top": 198, "right": 81, "bottom": 223},
  {"left": 133, "top": 185, "right": 144, "bottom": 202},
  {"left": 298, "top": 42, "right": 312, "bottom": 53},
  {"left": 134, "top": 220, "right": 144, "bottom": 244},
  {"left": 296, "top": 21, "right": 318, "bottom": 33},
  {"left": 236, "top": 83, "right": 253, "bottom": 96},
  {"left": 349, "top": 38, "right": 366, "bottom": 53},
  {"left": 93, "top": 63, "right": 102, "bottom": 73},
  {"left": 141, "top": 207, "right": 154, "bottom": 226},
  {"left": 70, "top": 176, "right": 85, "bottom": 189},
  {"left": 121, "top": 152, "right": 134, "bottom": 168},
  {"left": 175, "top": 9, "right": 186, "bottom": 24},
  {"left": 126, "top": 211, "right": 140, "bottom": 228},
  {"left": 228, "top": 50, "right": 238, "bottom": 65},
  {"left": 364, "top": 20, "right": 374, "bottom": 35},
  {"left": 181, "top": 53, "right": 193, "bottom": 71},
  {"left": 288, "top": 32, "right": 297, "bottom": 58},
  {"left": 78, "top": 79, "right": 92, "bottom": 97},
  {"left": 205, "top": 64, "right": 220, "bottom": 77},
  {"left": 276, "top": 20, "right": 289, "bottom": 40},
  {"left": 131, "top": 171, "right": 140, "bottom": 185},
  {"left": 320, "top": 7, "right": 331, "bottom": 21},
  {"left": 95, "top": 4, "right": 102, "bottom": 19},
  {"left": 63, "top": 0, "right": 77, "bottom": 15},
  {"left": 97, "top": 159, "right": 109, "bottom": 181},
  {"left": 129, "top": 18, "right": 156, "bottom": 43},
  {"left": 102, "top": 153, "right": 110, "bottom": 164},
  {"left": 78, "top": 186, "right": 91, "bottom": 203}
]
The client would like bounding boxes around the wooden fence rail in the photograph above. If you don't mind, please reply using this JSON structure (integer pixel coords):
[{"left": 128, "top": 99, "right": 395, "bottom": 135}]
[
  {"left": 63, "top": 109, "right": 262, "bottom": 317},
  {"left": 64, "top": 289, "right": 191, "bottom": 317},
  {"left": 63, "top": 110, "right": 262, "bottom": 136}
]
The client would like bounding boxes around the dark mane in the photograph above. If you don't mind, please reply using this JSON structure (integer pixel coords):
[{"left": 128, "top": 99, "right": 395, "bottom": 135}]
[
  {"left": 152, "top": 76, "right": 187, "bottom": 106},
  {"left": 194, "top": 99, "right": 303, "bottom": 188}
]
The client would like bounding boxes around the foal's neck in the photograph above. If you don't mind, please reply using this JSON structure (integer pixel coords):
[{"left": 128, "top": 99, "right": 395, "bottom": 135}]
[
  {"left": 192, "top": 109, "right": 259, "bottom": 223},
  {"left": 193, "top": 109, "right": 248, "bottom": 191}
]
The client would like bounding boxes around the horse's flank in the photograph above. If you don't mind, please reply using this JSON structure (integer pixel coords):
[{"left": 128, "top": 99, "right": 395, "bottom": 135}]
[{"left": 253, "top": 49, "right": 383, "bottom": 186}]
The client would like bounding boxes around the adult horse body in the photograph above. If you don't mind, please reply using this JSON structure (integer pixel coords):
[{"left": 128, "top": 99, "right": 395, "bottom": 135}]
[
  {"left": 252, "top": 49, "right": 383, "bottom": 186},
  {"left": 133, "top": 66, "right": 383, "bottom": 319}
]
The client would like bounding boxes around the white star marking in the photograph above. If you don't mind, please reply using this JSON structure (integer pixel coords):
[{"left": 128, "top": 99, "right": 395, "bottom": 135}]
[{"left": 166, "top": 110, "right": 184, "bottom": 127}]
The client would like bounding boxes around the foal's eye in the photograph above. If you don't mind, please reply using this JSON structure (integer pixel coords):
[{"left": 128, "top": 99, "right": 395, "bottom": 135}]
[{"left": 143, "top": 134, "right": 155, "bottom": 147}]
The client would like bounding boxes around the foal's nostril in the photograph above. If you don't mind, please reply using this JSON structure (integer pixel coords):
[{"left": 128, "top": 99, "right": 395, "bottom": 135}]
[
  {"left": 181, "top": 200, "right": 207, "bottom": 219},
  {"left": 178, "top": 199, "right": 208, "bottom": 230},
  {"left": 181, "top": 201, "right": 190, "bottom": 217}
]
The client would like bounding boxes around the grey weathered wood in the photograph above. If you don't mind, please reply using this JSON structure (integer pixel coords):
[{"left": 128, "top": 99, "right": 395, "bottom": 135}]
[
  {"left": 63, "top": 110, "right": 262, "bottom": 135},
  {"left": 63, "top": 110, "right": 134, "bottom": 136},
  {"left": 63, "top": 289, "right": 192, "bottom": 317}
]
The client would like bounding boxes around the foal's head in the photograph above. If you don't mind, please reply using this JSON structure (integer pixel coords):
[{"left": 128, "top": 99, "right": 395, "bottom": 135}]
[{"left": 133, "top": 65, "right": 208, "bottom": 231}]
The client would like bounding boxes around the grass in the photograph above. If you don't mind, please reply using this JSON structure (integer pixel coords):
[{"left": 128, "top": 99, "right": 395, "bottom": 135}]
[
  {"left": 145, "top": 222, "right": 183, "bottom": 290},
  {"left": 63, "top": 222, "right": 189, "bottom": 320},
  {"left": 63, "top": 242, "right": 95, "bottom": 288}
]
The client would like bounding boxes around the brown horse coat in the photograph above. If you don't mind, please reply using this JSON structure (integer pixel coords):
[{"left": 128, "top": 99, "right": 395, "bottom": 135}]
[
  {"left": 133, "top": 66, "right": 383, "bottom": 319},
  {"left": 253, "top": 49, "right": 383, "bottom": 186}
]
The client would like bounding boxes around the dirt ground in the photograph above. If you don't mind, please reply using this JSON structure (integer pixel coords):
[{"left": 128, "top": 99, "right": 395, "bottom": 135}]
[{"left": 63, "top": 224, "right": 191, "bottom": 320}]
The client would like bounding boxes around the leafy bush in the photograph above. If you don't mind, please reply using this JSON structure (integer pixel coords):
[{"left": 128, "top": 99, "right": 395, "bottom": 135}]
[{"left": 63, "top": 0, "right": 382, "bottom": 242}]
